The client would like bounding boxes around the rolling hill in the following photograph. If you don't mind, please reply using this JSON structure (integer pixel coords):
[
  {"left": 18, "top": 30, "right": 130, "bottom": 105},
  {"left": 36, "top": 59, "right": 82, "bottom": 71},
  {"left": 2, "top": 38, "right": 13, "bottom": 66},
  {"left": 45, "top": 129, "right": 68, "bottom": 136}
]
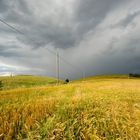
[{"left": 0, "top": 75, "right": 58, "bottom": 90}]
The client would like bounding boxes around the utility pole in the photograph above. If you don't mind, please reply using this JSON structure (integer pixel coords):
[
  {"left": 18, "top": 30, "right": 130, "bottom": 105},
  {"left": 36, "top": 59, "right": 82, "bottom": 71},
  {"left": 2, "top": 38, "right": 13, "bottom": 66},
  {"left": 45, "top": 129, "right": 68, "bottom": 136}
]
[{"left": 56, "top": 49, "right": 60, "bottom": 84}]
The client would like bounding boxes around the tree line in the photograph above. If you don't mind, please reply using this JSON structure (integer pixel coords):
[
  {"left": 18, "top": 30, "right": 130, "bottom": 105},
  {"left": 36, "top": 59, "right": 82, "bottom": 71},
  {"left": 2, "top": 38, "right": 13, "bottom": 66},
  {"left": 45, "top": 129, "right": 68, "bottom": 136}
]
[{"left": 129, "top": 73, "right": 140, "bottom": 78}]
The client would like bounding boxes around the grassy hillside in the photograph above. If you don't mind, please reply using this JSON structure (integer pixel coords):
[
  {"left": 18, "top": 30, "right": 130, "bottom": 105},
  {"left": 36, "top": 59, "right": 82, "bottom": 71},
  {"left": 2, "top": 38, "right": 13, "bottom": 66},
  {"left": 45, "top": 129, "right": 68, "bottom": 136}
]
[
  {"left": 83, "top": 74, "right": 128, "bottom": 80},
  {"left": 0, "top": 75, "right": 58, "bottom": 90},
  {"left": 1, "top": 75, "right": 140, "bottom": 139}
]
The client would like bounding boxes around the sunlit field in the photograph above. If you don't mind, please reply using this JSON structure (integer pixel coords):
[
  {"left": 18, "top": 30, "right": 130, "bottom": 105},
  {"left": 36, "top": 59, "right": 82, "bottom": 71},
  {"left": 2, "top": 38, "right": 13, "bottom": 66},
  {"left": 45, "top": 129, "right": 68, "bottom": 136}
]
[{"left": 1, "top": 75, "right": 140, "bottom": 139}]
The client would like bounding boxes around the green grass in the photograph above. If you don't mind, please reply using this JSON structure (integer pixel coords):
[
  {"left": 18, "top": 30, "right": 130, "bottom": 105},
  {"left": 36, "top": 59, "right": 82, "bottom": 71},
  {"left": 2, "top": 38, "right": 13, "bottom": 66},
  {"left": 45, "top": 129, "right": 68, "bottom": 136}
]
[
  {"left": 0, "top": 75, "right": 140, "bottom": 139},
  {"left": 0, "top": 75, "right": 58, "bottom": 90}
]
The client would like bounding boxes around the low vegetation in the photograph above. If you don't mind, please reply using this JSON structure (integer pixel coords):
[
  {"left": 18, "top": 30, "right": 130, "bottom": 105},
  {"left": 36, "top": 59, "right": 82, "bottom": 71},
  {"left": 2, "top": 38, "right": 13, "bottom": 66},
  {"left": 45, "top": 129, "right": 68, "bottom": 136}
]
[
  {"left": 129, "top": 73, "right": 140, "bottom": 78},
  {"left": 0, "top": 75, "right": 58, "bottom": 90},
  {"left": 0, "top": 75, "right": 140, "bottom": 139}
]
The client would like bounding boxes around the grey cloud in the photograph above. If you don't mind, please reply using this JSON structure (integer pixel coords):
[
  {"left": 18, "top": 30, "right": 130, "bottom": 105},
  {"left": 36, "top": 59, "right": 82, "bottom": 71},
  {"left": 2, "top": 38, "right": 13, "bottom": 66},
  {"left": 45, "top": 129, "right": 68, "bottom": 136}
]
[
  {"left": 30, "top": 0, "right": 126, "bottom": 49},
  {"left": 0, "top": 66, "right": 15, "bottom": 73},
  {"left": 0, "top": 0, "right": 8, "bottom": 13},
  {"left": 0, "top": 0, "right": 127, "bottom": 49},
  {"left": 1, "top": 0, "right": 140, "bottom": 78},
  {"left": 112, "top": 11, "right": 140, "bottom": 28},
  {"left": 0, "top": 45, "right": 22, "bottom": 57},
  {"left": 74, "top": 0, "right": 126, "bottom": 35},
  {"left": 1, "top": 0, "right": 31, "bottom": 20}
]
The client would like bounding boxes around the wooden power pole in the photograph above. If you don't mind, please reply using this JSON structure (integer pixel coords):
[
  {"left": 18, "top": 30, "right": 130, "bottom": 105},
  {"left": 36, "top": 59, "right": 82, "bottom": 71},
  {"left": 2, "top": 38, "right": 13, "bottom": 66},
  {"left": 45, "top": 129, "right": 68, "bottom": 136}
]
[{"left": 56, "top": 49, "right": 60, "bottom": 84}]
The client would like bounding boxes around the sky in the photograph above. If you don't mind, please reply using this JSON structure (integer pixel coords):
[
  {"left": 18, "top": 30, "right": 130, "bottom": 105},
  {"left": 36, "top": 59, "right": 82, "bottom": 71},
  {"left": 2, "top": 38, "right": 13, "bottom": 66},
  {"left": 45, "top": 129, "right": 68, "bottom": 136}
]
[{"left": 0, "top": 0, "right": 140, "bottom": 79}]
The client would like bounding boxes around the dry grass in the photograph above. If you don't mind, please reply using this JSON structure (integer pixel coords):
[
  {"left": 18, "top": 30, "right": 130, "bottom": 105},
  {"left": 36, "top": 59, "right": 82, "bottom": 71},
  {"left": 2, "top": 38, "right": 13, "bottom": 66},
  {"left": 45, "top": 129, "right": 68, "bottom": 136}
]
[{"left": 0, "top": 76, "right": 140, "bottom": 139}]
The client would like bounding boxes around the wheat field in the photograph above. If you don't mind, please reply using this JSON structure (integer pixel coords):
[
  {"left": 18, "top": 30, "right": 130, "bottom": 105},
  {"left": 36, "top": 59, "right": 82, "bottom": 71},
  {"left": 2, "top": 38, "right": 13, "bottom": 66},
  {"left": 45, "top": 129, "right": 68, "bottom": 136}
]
[{"left": 0, "top": 75, "right": 140, "bottom": 139}]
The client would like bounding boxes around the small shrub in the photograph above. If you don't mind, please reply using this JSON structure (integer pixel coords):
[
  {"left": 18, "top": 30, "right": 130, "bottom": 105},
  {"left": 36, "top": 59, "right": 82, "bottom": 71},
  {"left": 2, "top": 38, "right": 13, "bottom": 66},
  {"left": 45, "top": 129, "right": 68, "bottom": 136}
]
[
  {"left": 129, "top": 73, "right": 140, "bottom": 78},
  {"left": 64, "top": 79, "right": 70, "bottom": 84},
  {"left": 0, "top": 80, "right": 3, "bottom": 90}
]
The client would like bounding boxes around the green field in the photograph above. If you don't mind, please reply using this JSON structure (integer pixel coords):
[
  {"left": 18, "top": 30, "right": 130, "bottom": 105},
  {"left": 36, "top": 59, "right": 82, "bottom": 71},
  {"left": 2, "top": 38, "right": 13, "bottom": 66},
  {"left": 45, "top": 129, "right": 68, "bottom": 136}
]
[
  {"left": 0, "top": 75, "right": 58, "bottom": 90},
  {"left": 0, "top": 75, "right": 140, "bottom": 139}
]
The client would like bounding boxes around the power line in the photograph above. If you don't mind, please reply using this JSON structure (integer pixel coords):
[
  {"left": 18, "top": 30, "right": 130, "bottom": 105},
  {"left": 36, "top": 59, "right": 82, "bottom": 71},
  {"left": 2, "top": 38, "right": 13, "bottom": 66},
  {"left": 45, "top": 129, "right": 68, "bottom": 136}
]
[
  {"left": 59, "top": 54, "right": 85, "bottom": 79},
  {"left": 59, "top": 55, "right": 83, "bottom": 74},
  {"left": 0, "top": 17, "right": 85, "bottom": 79},
  {"left": 0, "top": 17, "right": 56, "bottom": 55},
  {"left": 0, "top": 18, "right": 24, "bottom": 35}
]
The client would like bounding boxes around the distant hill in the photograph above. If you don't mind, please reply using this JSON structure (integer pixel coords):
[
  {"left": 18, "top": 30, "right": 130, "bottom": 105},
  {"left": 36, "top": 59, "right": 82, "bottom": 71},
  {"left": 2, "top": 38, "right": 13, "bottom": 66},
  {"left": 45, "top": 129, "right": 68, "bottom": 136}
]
[
  {"left": 75, "top": 74, "right": 129, "bottom": 82},
  {"left": 0, "top": 74, "right": 133, "bottom": 90},
  {"left": 0, "top": 75, "right": 59, "bottom": 90}
]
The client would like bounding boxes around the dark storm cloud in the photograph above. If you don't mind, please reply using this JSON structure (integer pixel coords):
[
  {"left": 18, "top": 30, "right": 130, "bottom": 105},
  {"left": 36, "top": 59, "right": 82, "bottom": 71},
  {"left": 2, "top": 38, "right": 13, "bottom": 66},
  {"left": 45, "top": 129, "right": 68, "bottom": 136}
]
[
  {"left": 0, "top": 0, "right": 31, "bottom": 19},
  {"left": 0, "top": 0, "right": 8, "bottom": 13},
  {"left": 74, "top": 0, "right": 125, "bottom": 34},
  {"left": 0, "top": 0, "right": 127, "bottom": 49},
  {"left": 1, "top": 0, "right": 140, "bottom": 78}
]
